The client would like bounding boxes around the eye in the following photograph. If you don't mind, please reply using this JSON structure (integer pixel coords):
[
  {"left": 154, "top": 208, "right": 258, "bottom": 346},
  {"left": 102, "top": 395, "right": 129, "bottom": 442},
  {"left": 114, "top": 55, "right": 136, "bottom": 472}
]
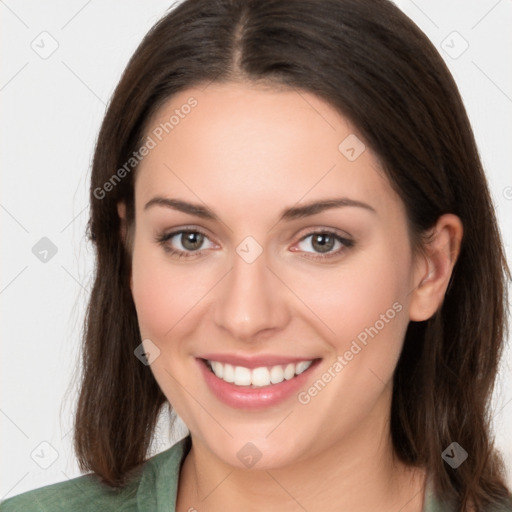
[
  {"left": 293, "top": 230, "right": 354, "bottom": 260},
  {"left": 155, "top": 229, "right": 217, "bottom": 258}
]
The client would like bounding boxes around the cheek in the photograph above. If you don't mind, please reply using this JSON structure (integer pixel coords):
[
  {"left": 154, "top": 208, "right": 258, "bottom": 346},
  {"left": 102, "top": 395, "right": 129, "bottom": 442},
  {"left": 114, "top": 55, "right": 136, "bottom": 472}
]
[
  {"left": 130, "top": 241, "right": 190, "bottom": 339},
  {"left": 130, "top": 240, "right": 220, "bottom": 341},
  {"left": 330, "top": 247, "right": 412, "bottom": 386},
  {"left": 292, "top": 250, "right": 411, "bottom": 433},
  {"left": 131, "top": 245, "right": 170, "bottom": 337},
  {"left": 285, "top": 246, "right": 411, "bottom": 353}
]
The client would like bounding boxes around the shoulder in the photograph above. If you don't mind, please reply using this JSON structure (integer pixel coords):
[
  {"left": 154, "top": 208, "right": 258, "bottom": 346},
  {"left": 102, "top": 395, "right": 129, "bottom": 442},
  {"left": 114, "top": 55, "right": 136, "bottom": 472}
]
[
  {"left": 427, "top": 493, "right": 512, "bottom": 512},
  {"left": 426, "top": 492, "right": 512, "bottom": 512},
  {"left": 488, "top": 499, "right": 512, "bottom": 512},
  {"left": 423, "top": 474, "right": 512, "bottom": 512},
  {"left": 0, "top": 471, "right": 139, "bottom": 512},
  {"left": 0, "top": 436, "right": 191, "bottom": 512}
]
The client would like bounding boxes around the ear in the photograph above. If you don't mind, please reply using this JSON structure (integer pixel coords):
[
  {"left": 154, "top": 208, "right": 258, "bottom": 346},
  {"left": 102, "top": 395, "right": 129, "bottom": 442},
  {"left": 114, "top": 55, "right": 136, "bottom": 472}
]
[
  {"left": 117, "top": 201, "right": 127, "bottom": 243},
  {"left": 409, "top": 214, "right": 463, "bottom": 322},
  {"left": 117, "top": 201, "right": 133, "bottom": 291}
]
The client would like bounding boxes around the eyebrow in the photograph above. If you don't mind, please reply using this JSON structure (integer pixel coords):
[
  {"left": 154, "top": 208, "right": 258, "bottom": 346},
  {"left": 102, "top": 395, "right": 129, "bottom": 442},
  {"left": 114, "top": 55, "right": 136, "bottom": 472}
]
[{"left": 143, "top": 196, "right": 376, "bottom": 221}]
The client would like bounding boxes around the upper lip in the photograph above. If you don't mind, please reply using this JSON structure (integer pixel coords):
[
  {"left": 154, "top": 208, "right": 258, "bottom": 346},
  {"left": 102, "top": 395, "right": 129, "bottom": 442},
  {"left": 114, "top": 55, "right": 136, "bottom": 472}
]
[{"left": 199, "top": 353, "right": 319, "bottom": 369}]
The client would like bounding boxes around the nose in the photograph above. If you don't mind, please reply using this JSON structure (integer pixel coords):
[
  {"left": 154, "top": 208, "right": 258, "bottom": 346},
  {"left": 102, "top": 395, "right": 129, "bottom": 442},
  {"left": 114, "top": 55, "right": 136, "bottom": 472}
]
[{"left": 212, "top": 247, "right": 290, "bottom": 342}]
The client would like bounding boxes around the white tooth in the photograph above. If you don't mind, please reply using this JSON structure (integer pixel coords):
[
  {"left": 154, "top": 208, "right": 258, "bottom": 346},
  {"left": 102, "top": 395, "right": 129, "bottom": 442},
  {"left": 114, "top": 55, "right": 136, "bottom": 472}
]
[
  {"left": 284, "top": 363, "right": 295, "bottom": 380},
  {"left": 295, "top": 360, "right": 313, "bottom": 375},
  {"left": 234, "top": 366, "right": 252, "bottom": 386},
  {"left": 269, "top": 365, "right": 285, "bottom": 384},
  {"left": 210, "top": 360, "right": 314, "bottom": 386},
  {"left": 251, "top": 367, "right": 271, "bottom": 387},
  {"left": 211, "top": 361, "right": 223, "bottom": 378},
  {"left": 223, "top": 364, "right": 235, "bottom": 383}
]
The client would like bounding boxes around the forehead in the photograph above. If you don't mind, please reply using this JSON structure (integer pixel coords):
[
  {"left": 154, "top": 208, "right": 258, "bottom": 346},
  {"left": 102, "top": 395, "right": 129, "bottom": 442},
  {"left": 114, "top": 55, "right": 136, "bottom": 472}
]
[{"left": 134, "top": 81, "right": 401, "bottom": 221}]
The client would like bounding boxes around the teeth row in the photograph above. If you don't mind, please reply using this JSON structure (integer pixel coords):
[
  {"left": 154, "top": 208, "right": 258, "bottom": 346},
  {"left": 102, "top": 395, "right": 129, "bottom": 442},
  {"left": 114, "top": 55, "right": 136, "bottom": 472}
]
[{"left": 208, "top": 360, "right": 313, "bottom": 387}]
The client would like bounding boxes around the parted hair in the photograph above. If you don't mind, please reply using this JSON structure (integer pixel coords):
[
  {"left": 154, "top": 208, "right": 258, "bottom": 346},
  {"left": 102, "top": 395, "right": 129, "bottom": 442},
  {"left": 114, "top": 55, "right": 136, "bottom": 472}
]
[{"left": 75, "top": 1, "right": 511, "bottom": 510}]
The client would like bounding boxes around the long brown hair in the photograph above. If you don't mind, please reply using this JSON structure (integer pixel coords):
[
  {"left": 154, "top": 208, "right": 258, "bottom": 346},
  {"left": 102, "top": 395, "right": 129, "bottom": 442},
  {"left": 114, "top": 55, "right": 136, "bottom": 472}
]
[{"left": 75, "top": 0, "right": 511, "bottom": 509}]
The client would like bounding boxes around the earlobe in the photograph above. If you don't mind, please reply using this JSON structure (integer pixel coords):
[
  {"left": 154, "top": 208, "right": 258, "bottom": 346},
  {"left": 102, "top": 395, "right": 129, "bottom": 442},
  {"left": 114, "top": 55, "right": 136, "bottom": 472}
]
[
  {"left": 409, "top": 214, "right": 463, "bottom": 322},
  {"left": 116, "top": 201, "right": 133, "bottom": 291}
]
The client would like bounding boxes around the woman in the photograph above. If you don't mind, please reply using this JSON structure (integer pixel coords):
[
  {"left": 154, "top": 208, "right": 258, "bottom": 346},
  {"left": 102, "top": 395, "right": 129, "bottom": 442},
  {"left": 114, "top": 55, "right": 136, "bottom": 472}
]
[{"left": 2, "top": 0, "right": 510, "bottom": 510}]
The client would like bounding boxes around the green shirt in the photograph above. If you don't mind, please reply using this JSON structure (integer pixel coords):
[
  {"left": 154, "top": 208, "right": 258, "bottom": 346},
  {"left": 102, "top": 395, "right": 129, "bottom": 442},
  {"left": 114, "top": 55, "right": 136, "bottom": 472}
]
[{"left": 0, "top": 436, "right": 509, "bottom": 511}]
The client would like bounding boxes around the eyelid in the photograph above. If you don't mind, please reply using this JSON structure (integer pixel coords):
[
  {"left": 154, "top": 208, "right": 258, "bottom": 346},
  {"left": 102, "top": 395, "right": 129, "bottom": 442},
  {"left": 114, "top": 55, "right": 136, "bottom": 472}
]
[
  {"left": 294, "top": 225, "right": 353, "bottom": 242},
  {"left": 290, "top": 228, "right": 354, "bottom": 260},
  {"left": 155, "top": 225, "right": 215, "bottom": 242},
  {"left": 154, "top": 226, "right": 218, "bottom": 258}
]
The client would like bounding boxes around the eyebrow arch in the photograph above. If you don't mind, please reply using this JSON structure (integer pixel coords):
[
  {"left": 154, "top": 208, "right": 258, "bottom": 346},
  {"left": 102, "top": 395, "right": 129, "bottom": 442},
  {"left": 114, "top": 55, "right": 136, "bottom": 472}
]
[
  {"left": 143, "top": 196, "right": 376, "bottom": 221},
  {"left": 144, "top": 197, "right": 219, "bottom": 220},
  {"left": 280, "top": 198, "right": 376, "bottom": 220}
]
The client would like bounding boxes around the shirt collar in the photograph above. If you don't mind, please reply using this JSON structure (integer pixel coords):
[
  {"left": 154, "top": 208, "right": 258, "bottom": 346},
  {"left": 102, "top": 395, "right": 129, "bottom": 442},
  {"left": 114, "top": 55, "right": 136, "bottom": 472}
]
[{"left": 137, "top": 435, "right": 192, "bottom": 512}]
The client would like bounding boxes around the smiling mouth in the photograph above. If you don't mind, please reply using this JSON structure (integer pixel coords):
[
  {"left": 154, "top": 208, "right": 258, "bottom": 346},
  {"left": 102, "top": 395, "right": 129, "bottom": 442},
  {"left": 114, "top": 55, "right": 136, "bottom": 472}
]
[{"left": 201, "top": 358, "right": 320, "bottom": 388}]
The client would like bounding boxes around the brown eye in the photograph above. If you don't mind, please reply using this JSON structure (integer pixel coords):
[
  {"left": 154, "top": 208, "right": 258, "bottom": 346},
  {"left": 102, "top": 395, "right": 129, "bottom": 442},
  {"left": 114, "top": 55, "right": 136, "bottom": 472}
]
[
  {"left": 156, "top": 229, "right": 216, "bottom": 258},
  {"left": 180, "top": 231, "right": 205, "bottom": 251},
  {"left": 295, "top": 230, "right": 354, "bottom": 259},
  {"left": 311, "top": 233, "right": 336, "bottom": 253}
]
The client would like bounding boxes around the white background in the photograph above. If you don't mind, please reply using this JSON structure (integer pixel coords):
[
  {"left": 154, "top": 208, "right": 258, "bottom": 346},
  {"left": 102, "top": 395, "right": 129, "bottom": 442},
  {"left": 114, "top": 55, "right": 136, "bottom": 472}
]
[{"left": 1, "top": 0, "right": 511, "bottom": 499}]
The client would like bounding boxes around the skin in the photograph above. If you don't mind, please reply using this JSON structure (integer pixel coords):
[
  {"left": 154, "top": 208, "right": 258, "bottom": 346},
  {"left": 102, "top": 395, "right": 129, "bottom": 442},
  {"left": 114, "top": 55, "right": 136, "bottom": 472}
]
[{"left": 118, "top": 81, "right": 463, "bottom": 512}]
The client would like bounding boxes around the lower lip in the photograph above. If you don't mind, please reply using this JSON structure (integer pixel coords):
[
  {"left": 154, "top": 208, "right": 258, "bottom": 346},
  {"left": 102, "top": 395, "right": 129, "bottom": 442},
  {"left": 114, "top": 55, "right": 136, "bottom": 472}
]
[{"left": 197, "top": 358, "right": 321, "bottom": 409}]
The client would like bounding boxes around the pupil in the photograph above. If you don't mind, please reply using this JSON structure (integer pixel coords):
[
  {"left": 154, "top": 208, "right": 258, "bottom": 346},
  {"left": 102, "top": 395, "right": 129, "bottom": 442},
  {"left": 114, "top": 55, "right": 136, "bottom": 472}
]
[
  {"left": 182, "top": 232, "right": 203, "bottom": 250},
  {"left": 313, "top": 234, "right": 334, "bottom": 253}
]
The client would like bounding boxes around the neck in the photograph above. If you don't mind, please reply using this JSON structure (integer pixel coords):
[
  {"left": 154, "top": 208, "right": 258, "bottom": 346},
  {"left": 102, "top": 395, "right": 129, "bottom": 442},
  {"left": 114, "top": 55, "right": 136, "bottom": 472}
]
[{"left": 176, "top": 397, "right": 426, "bottom": 512}]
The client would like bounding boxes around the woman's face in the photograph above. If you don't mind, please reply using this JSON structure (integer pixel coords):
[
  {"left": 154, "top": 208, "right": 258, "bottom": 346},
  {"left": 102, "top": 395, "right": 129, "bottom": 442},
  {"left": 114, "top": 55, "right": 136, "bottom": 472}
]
[{"left": 126, "top": 81, "right": 422, "bottom": 469}]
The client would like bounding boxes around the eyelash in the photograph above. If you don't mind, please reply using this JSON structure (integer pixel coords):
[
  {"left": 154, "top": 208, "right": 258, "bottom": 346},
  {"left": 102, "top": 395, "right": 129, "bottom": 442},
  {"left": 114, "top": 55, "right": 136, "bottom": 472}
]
[
  {"left": 155, "top": 228, "right": 215, "bottom": 260},
  {"left": 154, "top": 228, "right": 355, "bottom": 261}
]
